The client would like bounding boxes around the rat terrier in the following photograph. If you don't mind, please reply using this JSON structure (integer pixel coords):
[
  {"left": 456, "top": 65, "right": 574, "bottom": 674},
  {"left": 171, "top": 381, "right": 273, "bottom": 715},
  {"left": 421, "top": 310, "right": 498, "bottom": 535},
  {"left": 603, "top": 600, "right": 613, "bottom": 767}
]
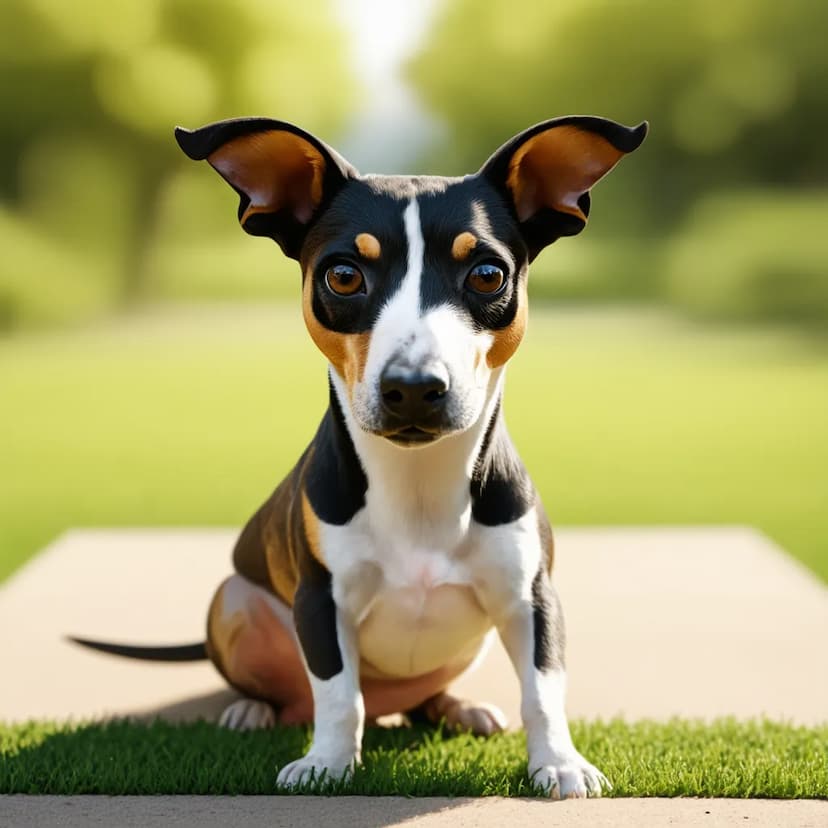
[{"left": 73, "top": 114, "right": 646, "bottom": 797}]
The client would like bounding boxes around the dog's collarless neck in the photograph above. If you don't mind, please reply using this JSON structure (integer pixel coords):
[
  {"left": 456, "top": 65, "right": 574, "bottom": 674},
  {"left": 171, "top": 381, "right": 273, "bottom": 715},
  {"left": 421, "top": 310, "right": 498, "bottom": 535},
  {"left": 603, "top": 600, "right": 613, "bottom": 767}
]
[{"left": 305, "top": 368, "right": 533, "bottom": 530}]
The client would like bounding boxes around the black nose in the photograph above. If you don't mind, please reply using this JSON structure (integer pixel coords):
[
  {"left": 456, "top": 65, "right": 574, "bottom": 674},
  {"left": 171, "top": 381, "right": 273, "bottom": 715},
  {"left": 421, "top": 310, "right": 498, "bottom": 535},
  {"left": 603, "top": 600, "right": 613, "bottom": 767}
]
[{"left": 380, "top": 367, "right": 449, "bottom": 422}]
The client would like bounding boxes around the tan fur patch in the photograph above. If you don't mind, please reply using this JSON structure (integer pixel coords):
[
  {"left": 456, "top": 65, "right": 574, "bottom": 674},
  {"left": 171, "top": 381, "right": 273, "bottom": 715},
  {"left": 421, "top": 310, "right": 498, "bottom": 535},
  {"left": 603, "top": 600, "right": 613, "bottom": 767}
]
[
  {"left": 355, "top": 232, "right": 381, "bottom": 260},
  {"left": 506, "top": 125, "right": 625, "bottom": 223},
  {"left": 206, "top": 576, "right": 309, "bottom": 702},
  {"left": 264, "top": 532, "right": 298, "bottom": 607},
  {"left": 208, "top": 130, "right": 326, "bottom": 226},
  {"left": 486, "top": 283, "right": 528, "bottom": 368},
  {"left": 302, "top": 269, "right": 370, "bottom": 392},
  {"left": 301, "top": 490, "right": 325, "bottom": 566},
  {"left": 451, "top": 231, "right": 477, "bottom": 261},
  {"left": 206, "top": 578, "right": 246, "bottom": 681}
]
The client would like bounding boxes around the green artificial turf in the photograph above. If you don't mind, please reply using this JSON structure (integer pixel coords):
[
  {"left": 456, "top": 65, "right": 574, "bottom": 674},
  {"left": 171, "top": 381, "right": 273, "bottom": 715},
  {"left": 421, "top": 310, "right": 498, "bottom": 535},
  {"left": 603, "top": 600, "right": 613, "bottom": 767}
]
[
  {"left": 1, "top": 718, "right": 825, "bottom": 797},
  {"left": 1, "top": 303, "right": 827, "bottom": 583}
]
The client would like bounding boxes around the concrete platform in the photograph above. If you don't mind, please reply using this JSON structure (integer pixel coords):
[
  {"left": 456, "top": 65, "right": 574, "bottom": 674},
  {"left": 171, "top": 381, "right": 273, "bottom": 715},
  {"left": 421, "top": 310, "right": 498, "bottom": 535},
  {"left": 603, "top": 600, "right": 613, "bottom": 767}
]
[
  {"left": 0, "top": 527, "right": 826, "bottom": 725},
  {"left": 0, "top": 797, "right": 826, "bottom": 828}
]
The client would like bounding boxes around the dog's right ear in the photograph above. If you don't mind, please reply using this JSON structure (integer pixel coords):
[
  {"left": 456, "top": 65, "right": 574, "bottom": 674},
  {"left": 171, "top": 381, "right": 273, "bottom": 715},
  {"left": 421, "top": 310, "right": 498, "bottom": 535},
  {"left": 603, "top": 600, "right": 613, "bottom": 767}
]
[{"left": 175, "top": 118, "right": 358, "bottom": 260}]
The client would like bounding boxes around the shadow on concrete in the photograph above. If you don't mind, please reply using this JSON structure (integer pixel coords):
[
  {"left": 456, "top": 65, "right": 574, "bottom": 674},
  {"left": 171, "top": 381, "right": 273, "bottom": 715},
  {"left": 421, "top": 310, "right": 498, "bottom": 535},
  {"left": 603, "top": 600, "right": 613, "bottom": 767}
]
[
  {"left": 0, "top": 794, "right": 482, "bottom": 828},
  {"left": 127, "top": 688, "right": 240, "bottom": 724}
]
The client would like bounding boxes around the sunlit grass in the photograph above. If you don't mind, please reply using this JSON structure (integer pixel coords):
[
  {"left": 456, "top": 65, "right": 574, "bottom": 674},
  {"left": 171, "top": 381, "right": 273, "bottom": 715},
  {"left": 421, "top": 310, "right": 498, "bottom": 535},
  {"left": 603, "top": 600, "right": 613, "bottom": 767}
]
[
  {"left": 0, "top": 718, "right": 825, "bottom": 797},
  {"left": 1, "top": 303, "right": 826, "bottom": 583}
]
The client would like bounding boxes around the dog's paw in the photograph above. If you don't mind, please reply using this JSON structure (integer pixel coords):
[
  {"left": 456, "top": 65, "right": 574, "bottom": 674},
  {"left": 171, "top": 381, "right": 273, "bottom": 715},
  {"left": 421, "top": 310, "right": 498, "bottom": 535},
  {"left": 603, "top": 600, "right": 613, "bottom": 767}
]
[
  {"left": 276, "top": 752, "right": 356, "bottom": 789},
  {"left": 443, "top": 699, "right": 508, "bottom": 737},
  {"left": 530, "top": 753, "right": 609, "bottom": 800},
  {"left": 218, "top": 698, "right": 276, "bottom": 731},
  {"left": 421, "top": 692, "right": 508, "bottom": 737}
]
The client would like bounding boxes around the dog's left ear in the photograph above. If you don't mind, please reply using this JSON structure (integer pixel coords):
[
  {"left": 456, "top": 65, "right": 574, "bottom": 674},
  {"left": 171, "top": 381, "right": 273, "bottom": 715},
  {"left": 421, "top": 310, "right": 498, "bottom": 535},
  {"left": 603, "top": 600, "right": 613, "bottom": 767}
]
[
  {"left": 480, "top": 116, "right": 647, "bottom": 260},
  {"left": 175, "top": 118, "right": 358, "bottom": 259}
]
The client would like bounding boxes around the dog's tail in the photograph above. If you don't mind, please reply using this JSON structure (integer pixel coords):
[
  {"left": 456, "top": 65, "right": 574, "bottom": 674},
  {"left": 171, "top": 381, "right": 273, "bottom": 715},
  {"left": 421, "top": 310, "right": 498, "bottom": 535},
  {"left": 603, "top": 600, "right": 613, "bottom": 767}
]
[{"left": 67, "top": 636, "right": 208, "bottom": 662}]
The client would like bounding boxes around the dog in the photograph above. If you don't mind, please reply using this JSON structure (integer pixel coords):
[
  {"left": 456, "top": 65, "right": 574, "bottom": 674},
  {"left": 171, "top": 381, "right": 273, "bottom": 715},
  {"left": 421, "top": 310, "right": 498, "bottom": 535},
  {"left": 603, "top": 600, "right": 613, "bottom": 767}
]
[{"left": 72, "top": 114, "right": 646, "bottom": 797}]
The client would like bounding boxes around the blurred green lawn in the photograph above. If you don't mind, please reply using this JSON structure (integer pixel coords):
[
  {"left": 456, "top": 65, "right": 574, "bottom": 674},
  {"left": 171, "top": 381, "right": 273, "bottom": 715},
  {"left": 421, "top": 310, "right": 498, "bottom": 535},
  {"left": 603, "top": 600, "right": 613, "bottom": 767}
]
[{"left": 1, "top": 303, "right": 826, "bottom": 584}]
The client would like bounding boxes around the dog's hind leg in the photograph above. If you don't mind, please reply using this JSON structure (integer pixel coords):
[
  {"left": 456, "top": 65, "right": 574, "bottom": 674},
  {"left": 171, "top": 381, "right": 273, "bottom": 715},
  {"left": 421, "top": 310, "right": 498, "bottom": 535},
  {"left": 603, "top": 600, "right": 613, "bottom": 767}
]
[
  {"left": 207, "top": 574, "right": 491, "bottom": 731},
  {"left": 410, "top": 691, "right": 508, "bottom": 737},
  {"left": 207, "top": 574, "right": 314, "bottom": 728}
]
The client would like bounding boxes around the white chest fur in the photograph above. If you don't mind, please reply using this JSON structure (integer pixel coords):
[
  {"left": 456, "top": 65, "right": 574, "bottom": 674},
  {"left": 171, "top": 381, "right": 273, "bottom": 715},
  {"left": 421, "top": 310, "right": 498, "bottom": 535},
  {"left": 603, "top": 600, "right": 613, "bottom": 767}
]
[
  {"left": 319, "top": 368, "right": 541, "bottom": 679},
  {"left": 319, "top": 485, "right": 545, "bottom": 681},
  {"left": 320, "top": 497, "right": 493, "bottom": 678},
  {"left": 359, "top": 583, "right": 490, "bottom": 677}
]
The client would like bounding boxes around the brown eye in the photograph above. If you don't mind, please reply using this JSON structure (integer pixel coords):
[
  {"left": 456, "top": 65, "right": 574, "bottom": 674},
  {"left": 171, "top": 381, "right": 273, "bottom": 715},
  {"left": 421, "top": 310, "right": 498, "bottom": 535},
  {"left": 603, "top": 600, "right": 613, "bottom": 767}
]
[
  {"left": 325, "top": 263, "right": 365, "bottom": 296},
  {"left": 465, "top": 263, "right": 506, "bottom": 295}
]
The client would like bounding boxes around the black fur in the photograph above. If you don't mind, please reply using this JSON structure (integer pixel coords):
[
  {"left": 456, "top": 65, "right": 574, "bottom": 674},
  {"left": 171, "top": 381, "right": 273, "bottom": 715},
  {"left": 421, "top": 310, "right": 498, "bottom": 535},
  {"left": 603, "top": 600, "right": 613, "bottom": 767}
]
[
  {"left": 471, "top": 400, "right": 535, "bottom": 526},
  {"left": 67, "top": 637, "right": 207, "bottom": 661},
  {"left": 304, "top": 176, "right": 528, "bottom": 341},
  {"left": 306, "top": 182, "right": 411, "bottom": 335},
  {"left": 293, "top": 544, "right": 343, "bottom": 681},
  {"left": 530, "top": 568, "right": 566, "bottom": 672},
  {"left": 304, "top": 379, "right": 368, "bottom": 525}
]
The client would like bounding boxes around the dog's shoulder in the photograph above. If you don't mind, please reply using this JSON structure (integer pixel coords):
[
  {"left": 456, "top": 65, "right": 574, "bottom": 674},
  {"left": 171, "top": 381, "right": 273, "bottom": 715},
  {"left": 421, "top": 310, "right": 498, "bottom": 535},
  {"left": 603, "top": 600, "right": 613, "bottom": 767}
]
[
  {"left": 233, "top": 382, "right": 372, "bottom": 601},
  {"left": 470, "top": 399, "right": 536, "bottom": 527},
  {"left": 304, "top": 386, "right": 368, "bottom": 525},
  {"left": 232, "top": 456, "right": 306, "bottom": 603}
]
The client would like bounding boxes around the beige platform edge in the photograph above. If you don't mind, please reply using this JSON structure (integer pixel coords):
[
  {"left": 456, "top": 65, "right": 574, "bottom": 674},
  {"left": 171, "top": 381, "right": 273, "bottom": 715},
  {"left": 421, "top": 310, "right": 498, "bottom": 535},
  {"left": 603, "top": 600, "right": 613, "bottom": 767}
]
[
  {"left": 0, "top": 526, "right": 826, "bottom": 725},
  {"left": 0, "top": 796, "right": 826, "bottom": 828}
]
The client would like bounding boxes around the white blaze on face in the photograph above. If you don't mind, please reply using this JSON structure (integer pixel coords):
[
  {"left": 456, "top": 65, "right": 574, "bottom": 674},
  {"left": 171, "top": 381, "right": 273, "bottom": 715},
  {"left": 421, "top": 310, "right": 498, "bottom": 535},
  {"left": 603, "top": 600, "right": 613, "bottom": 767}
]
[
  {"left": 361, "top": 198, "right": 425, "bottom": 357},
  {"left": 348, "top": 197, "right": 494, "bottom": 434},
  {"left": 402, "top": 198, "right": 425, "bottom": 314}
]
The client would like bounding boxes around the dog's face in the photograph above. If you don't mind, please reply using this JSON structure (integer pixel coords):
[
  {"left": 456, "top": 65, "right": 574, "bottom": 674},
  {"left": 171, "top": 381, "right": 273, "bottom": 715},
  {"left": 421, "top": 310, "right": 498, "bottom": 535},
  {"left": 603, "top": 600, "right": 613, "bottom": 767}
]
[
  {"left": 176, "top": 117, "right": 646, "bottom": 446},
  {"left": 300, "top": 174, "right": 529, "bottom": 445}
]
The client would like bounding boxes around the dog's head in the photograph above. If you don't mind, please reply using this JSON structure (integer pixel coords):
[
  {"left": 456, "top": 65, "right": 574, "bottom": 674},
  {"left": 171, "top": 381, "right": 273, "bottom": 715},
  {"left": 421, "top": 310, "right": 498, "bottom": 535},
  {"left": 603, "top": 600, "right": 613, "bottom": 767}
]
[{"left": 176, "top": 116, "right": 646, "bottom": 447}]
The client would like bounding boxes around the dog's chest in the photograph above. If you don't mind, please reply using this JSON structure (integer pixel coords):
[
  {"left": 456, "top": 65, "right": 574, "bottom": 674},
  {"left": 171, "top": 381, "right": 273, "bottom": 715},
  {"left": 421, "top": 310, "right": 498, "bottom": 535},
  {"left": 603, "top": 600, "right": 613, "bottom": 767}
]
[
  {"left": 324, "top": 509, "right": 493, "bottom": 678},
  {"left": 357, "top": 547, "right": 491, "bottom": 677}
]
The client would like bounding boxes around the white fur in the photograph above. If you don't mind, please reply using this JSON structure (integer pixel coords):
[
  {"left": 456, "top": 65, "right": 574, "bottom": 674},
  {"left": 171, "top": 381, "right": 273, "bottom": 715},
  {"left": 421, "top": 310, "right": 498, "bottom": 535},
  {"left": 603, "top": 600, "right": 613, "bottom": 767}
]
[
  {"left": 468, "top": 516, "right": 607, "bottom": 798},
  {"left": 323, "top": 367, "right": 504, "bottom": 676},
  {"left": 358, "top": 198, "right": 424, "bottom": 397},
  {"left": 402, "top": 197, "right": 425, "bottom": 311},
  {"left": 313, "top": 434, "right": 606, "bottom": 796},
  {"left": 277, "top": 608, "right": 364, "bottom": 788},
  {"left": 219, "top": 698, "right": 275, "bottom": 731},
  {"left": 346, "top": 197, "right": 494, "bottom": 435}
]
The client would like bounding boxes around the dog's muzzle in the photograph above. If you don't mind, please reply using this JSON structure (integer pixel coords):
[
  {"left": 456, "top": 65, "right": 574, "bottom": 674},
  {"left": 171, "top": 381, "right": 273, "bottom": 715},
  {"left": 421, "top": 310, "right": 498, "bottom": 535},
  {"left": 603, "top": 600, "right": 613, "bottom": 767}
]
[{"left": 378, "top": 362, "right": 450, "bottom": 445}]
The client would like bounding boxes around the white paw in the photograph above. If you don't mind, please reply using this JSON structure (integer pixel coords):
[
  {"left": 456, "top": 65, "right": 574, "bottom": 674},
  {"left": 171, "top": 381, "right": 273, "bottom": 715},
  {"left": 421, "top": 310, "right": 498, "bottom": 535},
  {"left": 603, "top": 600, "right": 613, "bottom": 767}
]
[
  {"left": 445, "top": 700, "right": 508, "bottom": 737},
  {"left": 276, "top": 752, "right": 356, "bottom": 789},
  {"left": 530, "top": 753, "right": 609, "bottom": 799},
  {"left": 218, "top": 698, "right": 276, "bottom": 731}
]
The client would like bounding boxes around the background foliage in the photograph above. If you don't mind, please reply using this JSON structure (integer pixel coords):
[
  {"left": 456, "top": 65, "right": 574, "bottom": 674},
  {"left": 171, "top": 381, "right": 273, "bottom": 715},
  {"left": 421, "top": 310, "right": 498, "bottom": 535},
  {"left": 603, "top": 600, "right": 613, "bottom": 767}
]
[
  {"left": 0, "top": 0, "right": 353, "bottom": 329},
  {"left": 1, "top": 0, "right": 826, "bottom": 330},
  {"left": 409, "top": 0, "right": 828, "bottom": 324}
]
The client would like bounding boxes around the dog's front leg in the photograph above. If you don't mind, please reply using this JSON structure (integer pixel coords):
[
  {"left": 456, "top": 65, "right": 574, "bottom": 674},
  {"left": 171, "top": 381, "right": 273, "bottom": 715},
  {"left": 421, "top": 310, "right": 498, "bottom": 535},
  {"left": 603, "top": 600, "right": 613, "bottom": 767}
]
[
  {"left": 494, "top": 570, "right": 607, "bottom": 799},
  {"left": 276, "top": 573, "right": 363, "bottom": 788}
]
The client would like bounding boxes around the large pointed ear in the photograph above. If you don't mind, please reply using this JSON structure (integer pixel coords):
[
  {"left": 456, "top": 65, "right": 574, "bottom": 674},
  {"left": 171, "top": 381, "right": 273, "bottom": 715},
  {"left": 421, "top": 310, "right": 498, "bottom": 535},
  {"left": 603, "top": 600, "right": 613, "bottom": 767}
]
[
  {"left": 174, "top": 118, "right": 358, "bottom": 259},
  {"left": 479, "top": 116, "right": 647, "bottom": 260}
]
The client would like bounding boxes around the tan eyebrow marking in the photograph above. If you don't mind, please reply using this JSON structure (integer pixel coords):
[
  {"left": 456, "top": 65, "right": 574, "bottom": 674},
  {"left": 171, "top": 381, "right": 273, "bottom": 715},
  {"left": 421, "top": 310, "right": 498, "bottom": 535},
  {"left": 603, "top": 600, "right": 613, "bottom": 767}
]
[
  {"left": 355, "top": 232, "right": 381, "bottom": 260},
  {"left": 451, "top": 231, "right": 477, "bottom": 261}
]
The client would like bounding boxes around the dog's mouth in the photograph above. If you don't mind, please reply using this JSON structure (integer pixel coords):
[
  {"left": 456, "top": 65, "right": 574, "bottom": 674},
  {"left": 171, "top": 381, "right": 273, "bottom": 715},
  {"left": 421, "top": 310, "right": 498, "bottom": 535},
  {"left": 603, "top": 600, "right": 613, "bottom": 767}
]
[{"left": 383, "top": 425, "right": 440, "bottom": 447}]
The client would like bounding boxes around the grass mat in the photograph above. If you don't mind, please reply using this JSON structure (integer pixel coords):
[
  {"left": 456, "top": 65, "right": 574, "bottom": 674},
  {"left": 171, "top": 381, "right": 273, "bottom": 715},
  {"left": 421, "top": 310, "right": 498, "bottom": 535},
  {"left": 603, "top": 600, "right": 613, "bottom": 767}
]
[{"left": 1, "top": 719, "right": 826, "bottom": 798}]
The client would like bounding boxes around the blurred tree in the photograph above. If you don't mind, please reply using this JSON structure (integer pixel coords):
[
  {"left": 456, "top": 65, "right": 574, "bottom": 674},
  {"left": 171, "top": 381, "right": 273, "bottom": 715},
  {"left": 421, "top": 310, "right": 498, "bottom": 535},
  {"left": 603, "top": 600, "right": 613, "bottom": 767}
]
[
  {"left": 408, "top": 0, "right": 828, "bottom": 326},
  {"left": 0, "top": 0, "right": 354, "bottom": 327},
  {"left": 666, "top": 192, "right": 828, "bottom": 327},
  {"left": 408, "top": 0, "right": 828, "bottom": 232}
]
